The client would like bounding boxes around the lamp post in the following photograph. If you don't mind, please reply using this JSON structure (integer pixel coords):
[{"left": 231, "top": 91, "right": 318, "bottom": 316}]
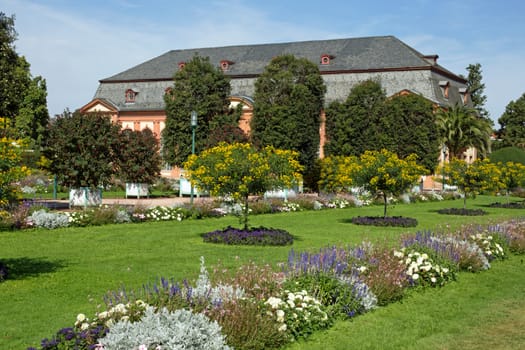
[
  {"left": 442, "top": 145, "right": 447, "bottom": 192},
  {"left": 190, "top": 111, "right": 198, "bottom": 204}
]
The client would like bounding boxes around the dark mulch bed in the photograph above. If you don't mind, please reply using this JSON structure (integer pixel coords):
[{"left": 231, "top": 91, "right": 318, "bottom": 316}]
[
  {"left": 488, "top": 201, "right": 525, "bottom": 209},
  {"left": 202, "top": 226, "right": 293, "bottom": 246},
  {"left": 351, "top": 216, "right": 418, "bottom": 227},
  {"left": 437, "top": 208, "right": 487, "bottom": 216}
]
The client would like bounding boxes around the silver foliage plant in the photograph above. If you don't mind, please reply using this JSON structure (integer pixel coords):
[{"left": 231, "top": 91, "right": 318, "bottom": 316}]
[
  {"left": 100, "top": 306, "right": 231, "bottom": 350},
  {"left": 28, "top": 209, "right": 70, "bottom": 229}
]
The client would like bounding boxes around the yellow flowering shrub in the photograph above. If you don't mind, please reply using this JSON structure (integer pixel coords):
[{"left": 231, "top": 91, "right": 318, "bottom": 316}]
[
  {"left": 318, "top": 155, "right": 359, "bottom": 193},
  {"left": 0, "top": 137, "right": 31, "bottom": 208},
  {"left": 497, "top": 162, "right": 525, "bottom": 198}
]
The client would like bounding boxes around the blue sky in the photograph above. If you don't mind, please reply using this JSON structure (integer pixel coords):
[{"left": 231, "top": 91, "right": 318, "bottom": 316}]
[{"left": 1, "top": 0, "right": 524, "bottom": 125}]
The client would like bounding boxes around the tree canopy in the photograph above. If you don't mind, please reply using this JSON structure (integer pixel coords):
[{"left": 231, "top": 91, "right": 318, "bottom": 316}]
[
  {"left": 251, "top": 54, "right": 326, "bottom": 190},
  {"left": 162, "top": 56, "right": 242, "bottom": 166},
  {"left": 184, "top": 142, "right": 302, "bottom": 229},
  {"left": 324, "top": 81, "right": 439, "bottom": 172},
  {"left": 0, "top": 12, "right": 48, "bottom": 146},
  {"left": 465, "top": 63, "right": 489, "bottom": 122},
  {"left": 498, "top": 93, "right": 525, "bottom": 149},
  {"left": 117, "top": 128, "right": 161, "bottom": 184},
  {"left": 435, "top": 104, "right": 492, "bottom": 159},
  {"left": 44, "top": 110, "right": 121, "bottom": 189}
]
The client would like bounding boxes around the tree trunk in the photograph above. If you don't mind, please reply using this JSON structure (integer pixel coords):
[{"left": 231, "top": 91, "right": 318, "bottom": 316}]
[
  {"left": 383, "top": 192, "right": 388, "bottom": 218},
  {"left": 243, "top": 194, "right": 250, "bottom": 230},
  {"left": 463, "top": 193, "right": 467, "bottom": 209}
]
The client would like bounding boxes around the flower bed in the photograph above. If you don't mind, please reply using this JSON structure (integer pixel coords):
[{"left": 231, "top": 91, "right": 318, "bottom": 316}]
[
  {"left": 202, "top": 226, "right": 293, "bottom": 246},
  {"left": 488, "top": 201, "right": 525, "bottom": 209},
  {"left": 28, "top": 219, "right": 525, "bottom": 350},
  {"left": 351, "top": 216, "right": 418, "bottom": 227},
  {"left": 437, "top": 208, "right": 487, "bottom": 216}
]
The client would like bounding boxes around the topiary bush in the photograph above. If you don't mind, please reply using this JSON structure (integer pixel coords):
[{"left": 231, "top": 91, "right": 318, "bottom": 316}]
[{"left": 100, "top": 306, "right": 231, "bottom": 350}]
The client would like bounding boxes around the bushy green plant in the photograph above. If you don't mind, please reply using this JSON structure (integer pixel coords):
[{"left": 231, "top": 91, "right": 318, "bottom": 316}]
[
  {"left": 100, "top": 306, "right": 231, "bottom": 350},
  {"left": 28, "top": 209, "right": 69, "bottom": 229},
  {"left": 394, "top": 248, "right": 456, "bottom": 287}
]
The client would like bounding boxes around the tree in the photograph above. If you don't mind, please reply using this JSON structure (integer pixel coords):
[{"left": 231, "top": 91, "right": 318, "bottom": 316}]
[
  {"left": 498, "top": 93, "right": 525, "bottom": 149},
  {"left": 466, "top": 63, "right": 489, "bottom": 121},
  {"left": 444, "top": 158, "right": 502, "bottom": 209},
  {"left": 324, "top": 80, "right": 385, "bottom": 157},
  {"left": 251, "top": 55, "right": 326, "bottom": 190},
  {"left": 0, "top": 13, "right": 48, "bottom": 143},
  {"left": 117, "top": 128, "right": 161, "bottom": 184},
  {"left": 435, "top": 104, "right": 492, "bottom": 159},
  {"left": 162, "top": 56, "right": 238, "bottom": 166},
  {"left": 496, "top": 162, "right": 525, "bottom": 203},
  {"left": 0, "top": 137, "right": 31, "bottom": 208},
  {"left": 44, "top": 110, "right": 121, "bottom": 189},
  {"left": 352, "top": 149, "right": 427, "bottom": 218},
  {"left": 183, "top": 142, "right": 302, "bottom": 229},
  {"left": 489, "top": 147, "right": 525, "bottom": 165},
  {"left": 15, "top": 76, "right": 49, "bottom": 148},
  {"left": 382, "top": 93, "right": 440, "bottom": 172}
]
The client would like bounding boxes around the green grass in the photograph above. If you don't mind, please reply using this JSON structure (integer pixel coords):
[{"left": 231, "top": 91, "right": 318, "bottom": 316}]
[{"left": 0, "top": 195, "right": 524, "bottom": 349}]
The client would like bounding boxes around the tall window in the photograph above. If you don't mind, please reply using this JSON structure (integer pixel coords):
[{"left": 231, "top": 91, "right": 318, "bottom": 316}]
[{"left": 125, "top": 89, "right": 137, "bottom": 103}]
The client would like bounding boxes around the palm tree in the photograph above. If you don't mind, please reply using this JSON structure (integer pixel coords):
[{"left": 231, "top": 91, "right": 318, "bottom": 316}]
[{"left": 435, "top": 104, "right": 492, "bottom": 159}]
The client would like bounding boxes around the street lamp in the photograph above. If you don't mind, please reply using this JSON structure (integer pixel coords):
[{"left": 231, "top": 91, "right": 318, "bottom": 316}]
[
  {"left": 442, "top": 145, "right": 447, "bottom": 192},
  {"left": 190, "top": 111, "right": 198, "bottom": 204}
]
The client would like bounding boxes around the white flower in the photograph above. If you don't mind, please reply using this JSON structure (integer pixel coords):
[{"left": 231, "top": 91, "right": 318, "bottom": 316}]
[
  {"left": 394, "top": 250, "right": 404, "bottom": 258},
  {"left": 97, "top": 311, "right": 109, "bottom": 320},
  {"left": 265, "top": 296, "right": 282, "bottom": 309},
  {"left": 80, "top": 322, "right": 90, "bottom": 331},
  {"left": 412, "top": 273, "right": 420, "bottom": 280},
  {"left": 442, "top": 267, "right": 449, "bottom": 274},
  {"left": 76, "top": 313, "right": 86, "bottom": 322},
  {"left": 278, "top": 324, "right": 287, "bottom": 332},
  {"left": 431, "top": 277, "right": 437, "bottom": 283}
]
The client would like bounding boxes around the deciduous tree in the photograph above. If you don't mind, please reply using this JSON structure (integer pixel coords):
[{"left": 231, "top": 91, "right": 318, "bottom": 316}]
[
  {"left": 117, "top": 128, "right": 161, "bottom": 184},
  {"left": 44, "top": 110, "right": 121, "bottom": 189},
  {"left": 162, "top": 56, "right": 241, "bottom": 166},
  {"left": 498, "top": 93, "right": 525, "bottom": 149}
]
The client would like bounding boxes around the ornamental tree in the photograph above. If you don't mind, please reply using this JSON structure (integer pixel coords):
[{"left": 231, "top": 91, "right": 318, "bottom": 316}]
[
  {"left": 183, "top": 142, "right": 303, "bottom": 229},
  {"left": 352, "top": 149, "right": 427, "bottom": 218},
  {"left": 44, "top": 110, "right": 121, "bottom": 189},
  {"left": 444, "top": 158, "right": 502, "bottom": 209},
  {"left": 0, "top": 136, "right": 31, "bottom": 208},
  {"left": 117, "top": 128, "right": 161, "bottom": 184}
]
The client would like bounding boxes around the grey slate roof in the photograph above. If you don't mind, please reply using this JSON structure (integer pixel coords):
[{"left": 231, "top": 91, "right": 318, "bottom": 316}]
[
  {"left": 91, "top": 35, "right": 468, "bottom": 112},
  {"left": 100, "top": 36, "right": 458, "bottom": 82}
]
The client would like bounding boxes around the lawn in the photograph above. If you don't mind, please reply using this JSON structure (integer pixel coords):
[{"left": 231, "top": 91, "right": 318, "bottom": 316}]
[{"left": 0, "top": 195, "right": 524, "bottom": 349}]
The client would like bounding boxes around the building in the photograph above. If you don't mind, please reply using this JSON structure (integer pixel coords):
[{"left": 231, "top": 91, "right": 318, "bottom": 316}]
[{"left": 80, "top": 35, "right": 470, "bottom": 180}]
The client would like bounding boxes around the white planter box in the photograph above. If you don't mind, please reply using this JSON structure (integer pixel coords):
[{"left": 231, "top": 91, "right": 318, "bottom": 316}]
[
  {"left": 126, "top": 183, "right": 149, "bottom": 198},
  {"left": 69, "top": 188, "right": 102, "bottom": 207}
]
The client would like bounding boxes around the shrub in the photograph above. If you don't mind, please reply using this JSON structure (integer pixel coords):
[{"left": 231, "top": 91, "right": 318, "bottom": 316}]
[
  {"left": 394, "top": 248, "right": 456, "bottom": 287},
  {"left": 351, "top": 216, "right": 418, "bottom": 227},
  {"left": 207, "top": 298, "right": 289, "bottom": 350},
  {"left": 100, "top": 306, "right": 231, "bottom": 350},
  {"left": 28, "top": 210, "right": 69, "bottom": 229},
  {"left": 203, "top": 226, "right": 293, "bottom": 246},
  {"left": 358, "top": 246, "right": 409, "bottom": 306},
  {"left": 498, "top": 220, "right": 525, "bottom": 254},
  {"left": 145, "top": 206, "right": 187, "bottom": 222},
  {"left": 264, "top": 289, "right": 331, "bottom": 340}
]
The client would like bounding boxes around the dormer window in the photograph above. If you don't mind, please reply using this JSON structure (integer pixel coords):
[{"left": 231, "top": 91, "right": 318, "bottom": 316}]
[
  {"left": 220, "top": 60, "right": 234, "bottom": 71},
  {"left": 178, "top": 61, "right": 186, "bottom": 70},
  {"left": 459, "top": 87, "right": 468, "bottom": 105},
  {"left": 439, "top": 81, "right": 450, "bottom": 99},
  {"left": 125, "top": 89, "right": 138, "bottom": 103},
  {"left": 164, "top": 87, "right": 172, "bottom": 95},
  {"left": 320, "top": 54, "right": 334, "bottom": 65}
]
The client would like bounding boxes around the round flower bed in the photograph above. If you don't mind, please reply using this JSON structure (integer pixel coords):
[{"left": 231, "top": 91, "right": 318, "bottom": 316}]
[
  {"left": 437, "top": 208, "right": 487, "bottom": 216},
  {"left": 351, "top": 216, "right": 418, "bottom": 227},
  {"left": 202, "top": 226, "right": 293, "bottom": 246},
  {"left": 488, "top": 201, "right": 525, "bottom": 209}
]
